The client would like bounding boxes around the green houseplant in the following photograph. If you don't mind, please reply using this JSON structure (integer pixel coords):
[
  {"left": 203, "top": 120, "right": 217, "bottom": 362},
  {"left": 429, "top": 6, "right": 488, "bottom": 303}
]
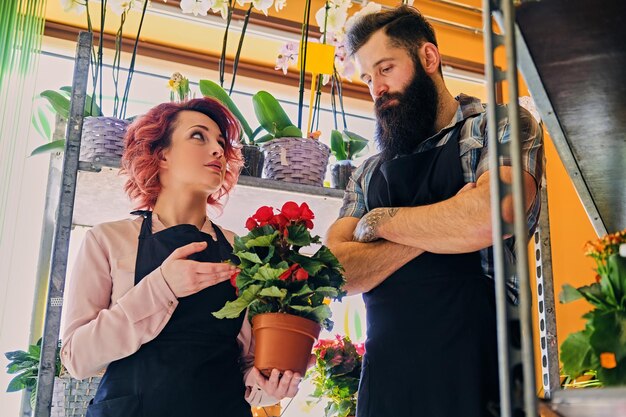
[
  {"left": 307, "top": 335, "right": 364, "bottom": 417},
  {"left": 329, "top": 129, "right": 368, "bottom": 189},
  {"left": 213, "top": 201, "right": 346, "bottom": 375},
  {"left": 559, "top": 229, "right": 626, "bottom": 386},
  {"left": 5, "top": 338, "right": 62, "bottom": 408}
]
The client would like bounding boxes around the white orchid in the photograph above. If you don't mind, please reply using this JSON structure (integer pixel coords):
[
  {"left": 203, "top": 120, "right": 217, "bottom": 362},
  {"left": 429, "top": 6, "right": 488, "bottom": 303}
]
[
  {"left": 60, "top": 0, "right": 86, "bottom": 14},
  {"left": 274, "top": 0, "right": 287, "bottom": 12},
  {"left": 620, "top": 244, "right": 626, "bottom": 258},
  {"left": 345, "top": 1, "right": 382, "bottom": 30},
  {"left": 179, "top": 0, "right": 213, "bottom": 16},
  {"left": 315, "top": 2, "right": 350, "bottom": 34},
  {"left": 275, "top": 41, "right": 299, "bottom": 75},
  {"left": 108, "top": 0, "right": 146, "bottom": 15},
  {"left": 237, "top": 0, "right": 274, "bottom": 16},
  {"left": 211, "top": 0, "right": 229, "bottom": 19}
]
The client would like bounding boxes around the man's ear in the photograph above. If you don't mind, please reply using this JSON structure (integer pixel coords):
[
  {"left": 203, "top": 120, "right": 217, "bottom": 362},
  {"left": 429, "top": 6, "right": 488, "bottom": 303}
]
[{"left": 421, "top": 42, "right": 441, "bottom": 76}]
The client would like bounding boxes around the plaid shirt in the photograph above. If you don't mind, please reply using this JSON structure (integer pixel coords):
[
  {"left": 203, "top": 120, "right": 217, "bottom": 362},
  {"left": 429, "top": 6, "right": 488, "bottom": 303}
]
[{"left": 338, "top": 94, "right": 545, "bottom": 303}]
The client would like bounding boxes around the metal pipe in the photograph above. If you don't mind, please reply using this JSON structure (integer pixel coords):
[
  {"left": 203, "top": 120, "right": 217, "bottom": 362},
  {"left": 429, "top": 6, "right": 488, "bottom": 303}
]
[
  {"left": 501, "top": 0, "right": 538, "bottom": 413},
  {"left": 482, "top": 1, "right": 513, "bottom": 415},
  {"left": 430, "top": 0, "right": 482, "bottom": 14},
  {"left": 34, "top": 31, "right": 92, "bottom": 417}
]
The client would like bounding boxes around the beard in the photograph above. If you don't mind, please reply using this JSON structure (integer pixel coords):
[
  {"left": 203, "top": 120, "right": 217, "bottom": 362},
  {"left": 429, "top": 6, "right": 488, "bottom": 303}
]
[{"left": 374, "top": 59, "right": 439, "bottom": 161}]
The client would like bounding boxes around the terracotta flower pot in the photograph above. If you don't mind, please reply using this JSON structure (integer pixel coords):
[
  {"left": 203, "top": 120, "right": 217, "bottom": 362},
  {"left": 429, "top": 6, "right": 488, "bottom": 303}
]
[{"left": 252, "top": 313, "right": 321, "bottom": 377}]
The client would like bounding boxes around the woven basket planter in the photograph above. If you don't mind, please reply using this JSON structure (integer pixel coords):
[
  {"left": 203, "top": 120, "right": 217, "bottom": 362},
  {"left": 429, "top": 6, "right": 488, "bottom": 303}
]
[
  {"left": 80, "top": 116, "right": 130, "bottom": 162},
  {"left": 261, "top": 137, "right": 330, "bottom": 186},
  {"left": 51, "top": 374, "right": 102, "bottom": 417}
]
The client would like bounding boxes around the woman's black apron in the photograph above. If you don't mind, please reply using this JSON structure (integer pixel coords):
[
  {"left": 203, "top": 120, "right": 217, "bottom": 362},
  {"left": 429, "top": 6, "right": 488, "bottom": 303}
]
[
  {"left": 357, "top": 123, "right": 500, "bottom": 417},
  {"left": 86, "top": 211, "right": 252, "bottom": 417}
]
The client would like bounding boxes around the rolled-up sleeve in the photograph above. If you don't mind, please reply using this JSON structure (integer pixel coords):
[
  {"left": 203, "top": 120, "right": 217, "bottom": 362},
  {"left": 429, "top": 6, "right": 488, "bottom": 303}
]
[
  {"left": 338, "top": 159, "right": 374, "bottom": 219},
  {"left": 60, "top": 229, "right": 178, "bottom": 380},
  {"left": 237, "top": 312, "right": 280, "bottom": 407}
]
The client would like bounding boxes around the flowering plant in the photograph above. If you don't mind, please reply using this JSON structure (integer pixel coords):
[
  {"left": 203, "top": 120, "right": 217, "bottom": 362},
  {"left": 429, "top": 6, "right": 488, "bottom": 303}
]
[
  {"left": 307, "top": 335, "right": 364, "bottom": 417},
  {"left": 167, "top": 72, "right": 192, "bottom": 103},
  {"left": 60, "top": 0, "right": 150, "bottom": 118},
  {"left": 213, "top": 202, "right": 346, "bottom": 330},
  {"left": 559, "top": 229, "right": 626, "bottom": 386}
]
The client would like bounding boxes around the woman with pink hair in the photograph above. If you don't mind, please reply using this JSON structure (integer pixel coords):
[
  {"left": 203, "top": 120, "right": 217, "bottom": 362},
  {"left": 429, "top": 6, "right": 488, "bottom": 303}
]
[{"left": 60, "top": 98, "right": 301, "bottom": 417}]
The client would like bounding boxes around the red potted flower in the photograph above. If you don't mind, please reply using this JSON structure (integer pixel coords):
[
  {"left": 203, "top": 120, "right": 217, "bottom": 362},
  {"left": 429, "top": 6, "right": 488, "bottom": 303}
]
[{"left": 213, "top": 201, "right": 346, "bottom": 376}]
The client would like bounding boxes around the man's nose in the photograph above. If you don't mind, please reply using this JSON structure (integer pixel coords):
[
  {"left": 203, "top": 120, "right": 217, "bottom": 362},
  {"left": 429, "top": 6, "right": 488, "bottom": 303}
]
[{"left": 371, "top": 77, "right": 388, "bottom": 100}]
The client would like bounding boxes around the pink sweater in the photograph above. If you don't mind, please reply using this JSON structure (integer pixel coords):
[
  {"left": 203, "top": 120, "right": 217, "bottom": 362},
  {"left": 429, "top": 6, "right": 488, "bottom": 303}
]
[{"left": 60, "top": 214, "right": 276, "bottom": 406}]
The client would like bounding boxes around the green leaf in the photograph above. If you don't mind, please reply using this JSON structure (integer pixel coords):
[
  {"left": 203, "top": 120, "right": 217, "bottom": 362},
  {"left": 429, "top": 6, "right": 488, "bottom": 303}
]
[
  {"left": 312, "top": 246, "right": 343, "bottom": 270},
  {"left": 560, "top": 284, "right": 583, "bottom": 303},
  {"left": 7, "top": 375, "right": 26, "bottom": 392},
  {"left": 199, "top": 79, "right": 254, "bottom": 141},
  {"left": 254, "top": 133, "right": 274, "bottom": 144},
  {"left": 607, "top": 254, "right": 626, "bottom": 307},
  {"left": 245, "top": 231, "right": 278, "bottom": 249},
  {"left": 286, "top": 224, "right": 312, "bottom": 247},
  {"left": 253, "top": 264, "right": 288, "bottom": 281},
  {"left": 292, "top": 283, "right": 314, "bottom": 297},
  {"left": 314, "top": 286, "right": 340, "bottom": 298},
  {"left": 31, "top": 103, "right": 52, "bottom": 140},
  {"left": 259, "top": 286, "right": 288, "bottom": 299},
  {"left": 343, "top": 130, "right": 369, "bottom": 159},
  {"left": 290, "top": 304, "right": 332, "bottom": 328},
  {"left": 277, "top": 125, "right": 303, "bottom": 138},
  {"left": 578, "top": 283, "right": 612, "bottom": 309},
  {"left": 589, "top": 310, "right": 626, "bottom": 362},
  {"left": 60, "top": 86, "right": 103, "bottom": 116},
  {"left": 40, "top": 90, "right": 70, "bottom": 119},
  {"left": 560, "top": 329, "right": 596, "bottom": 378},
  {"left": 288, "top": 252, "right": 326, "bottom": 276},
  {"left": 30, "top": 140, "right": 66, "bottom": 156},
  {"left": 330, "top": 130, "right": 348, "bottom": 161},
  {"left": 236, "top": 251, "right": 263, "bottom": 264},
  {"left": 212, "top": 285, "right": 262, "bottom": 319},
  {"left": 252, "top": 91, "right": 295, "bottom": 135}
]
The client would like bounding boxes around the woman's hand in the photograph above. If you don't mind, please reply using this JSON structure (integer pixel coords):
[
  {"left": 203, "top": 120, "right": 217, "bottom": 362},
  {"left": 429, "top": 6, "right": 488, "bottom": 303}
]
[
  {"left": 160, "top": 241, "right": 237, "bottom": 298},
  {"left": 250, "top": 368, "right": 302, "bottom": 400}
]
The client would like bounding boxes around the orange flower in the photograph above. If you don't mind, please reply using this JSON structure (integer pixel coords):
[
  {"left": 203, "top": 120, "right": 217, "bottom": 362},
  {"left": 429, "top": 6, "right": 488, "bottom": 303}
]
[{"left": 600, "top": 352, "right": 617, "bottom": 369}]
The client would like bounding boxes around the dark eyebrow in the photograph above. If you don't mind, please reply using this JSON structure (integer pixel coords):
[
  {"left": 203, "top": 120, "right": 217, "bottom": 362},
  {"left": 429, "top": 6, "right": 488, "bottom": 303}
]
[{"left": 359, "top": 57, "right": 395, "bottom": 81}]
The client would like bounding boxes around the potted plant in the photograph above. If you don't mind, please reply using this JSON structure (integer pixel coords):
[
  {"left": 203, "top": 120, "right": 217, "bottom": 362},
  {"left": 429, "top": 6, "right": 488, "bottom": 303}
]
[
  {"left": 307, "top": 335, "right": 364, "bottom": 417},
  {"left": 329, "top": 129, "right": 368, "bottom": 189},
  {"left": 213, "top": 201, "right": 346, "bottom": 376},
  {"left": 30, "top": 1, "right": 151, "bottom": 160},
  {"left": 5, "top": 338, "right": 62, "bottom": 408},
  {"left": 559, "top": 228, "right": 626, "bottom": 386},
  {"left": 199, "top": 80, "right": 331, "bottom": 183}
]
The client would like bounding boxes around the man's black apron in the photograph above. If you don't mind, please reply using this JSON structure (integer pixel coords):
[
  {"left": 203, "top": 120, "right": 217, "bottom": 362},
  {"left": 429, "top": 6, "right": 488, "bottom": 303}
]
[
  {"left": 357, "top": 123, "right": 500, "bottom": 417},
  {"left": 86, "top": 211, "right": 252, "bottom": 417}
]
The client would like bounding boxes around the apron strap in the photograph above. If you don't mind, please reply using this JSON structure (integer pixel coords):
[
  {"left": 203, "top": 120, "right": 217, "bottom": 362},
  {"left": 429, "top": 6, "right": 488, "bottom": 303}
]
[{"left": 131, "top": 210, "right": 153, "bottom": 238}]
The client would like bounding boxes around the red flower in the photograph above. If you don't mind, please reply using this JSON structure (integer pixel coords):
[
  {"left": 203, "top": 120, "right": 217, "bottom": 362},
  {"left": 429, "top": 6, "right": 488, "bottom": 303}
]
[
  {"left": 304, "top": 220, "right": 314, "bottom": 230},
  {"left": 269, "top": 213, "right": 289, "bottom": 229},
  {"left": 253, "top": 206, "right": 274, "bottom": 223},
  {"left": 229, "top": 270, "right": 240, "bottom": 288},
  {"left": 279, "top": 263, "right": 299, "bottom": 281},
  {"left": 294, "top": 267, "right": 309, "bottom": 281},
  {"left": 281, "top": 201, "right": 301, "bottom": 220},
  {"left": 354, "top": 343, "right": 365, "bottom": 357},
  {"left": 245, "top": 217, "right": 258, "bottom": 231},
  {"left": 299, "top": 202, "right": 314, "bottom": 220}
]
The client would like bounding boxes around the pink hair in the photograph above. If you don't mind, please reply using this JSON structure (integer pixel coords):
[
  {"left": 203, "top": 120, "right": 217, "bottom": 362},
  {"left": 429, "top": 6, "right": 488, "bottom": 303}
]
[{"left": 121, "top": 97, "right": 244, "bottom": 210}]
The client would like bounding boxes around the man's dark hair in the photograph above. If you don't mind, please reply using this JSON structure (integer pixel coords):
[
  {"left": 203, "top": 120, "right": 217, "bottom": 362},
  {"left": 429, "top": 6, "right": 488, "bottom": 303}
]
[{"left": 346, "top": 5, "right": 440, "bottom": 71}]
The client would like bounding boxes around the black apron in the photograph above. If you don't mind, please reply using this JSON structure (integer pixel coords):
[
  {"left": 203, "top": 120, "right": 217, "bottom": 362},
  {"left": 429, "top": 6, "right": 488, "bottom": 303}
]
[
  {"left": 86, "top": 211, "right": 252, "bottom": 417},
  {"left": 357, "top": 123, "right": 500, "bottom": 417}
]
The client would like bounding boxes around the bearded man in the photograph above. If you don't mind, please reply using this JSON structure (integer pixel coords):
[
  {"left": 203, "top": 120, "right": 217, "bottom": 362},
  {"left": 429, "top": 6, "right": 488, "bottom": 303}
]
[{"left": 325, "top": 6, "right": 544, "bottom": 417}]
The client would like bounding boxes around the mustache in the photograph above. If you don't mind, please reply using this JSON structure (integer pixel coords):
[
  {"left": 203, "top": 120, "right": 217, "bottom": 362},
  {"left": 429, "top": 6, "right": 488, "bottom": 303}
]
[{"left": 375, "top": 93, "right": 403, "bottom": 110}]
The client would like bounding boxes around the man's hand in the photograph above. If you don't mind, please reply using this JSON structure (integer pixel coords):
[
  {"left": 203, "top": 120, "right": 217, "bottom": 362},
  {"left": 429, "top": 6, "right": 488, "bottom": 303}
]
[{"left": 353, "top": 207, "right": 399, "bottom": 242}]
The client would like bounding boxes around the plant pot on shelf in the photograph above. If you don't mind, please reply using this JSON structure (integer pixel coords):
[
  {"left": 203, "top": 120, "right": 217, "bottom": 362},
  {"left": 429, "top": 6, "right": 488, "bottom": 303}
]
[
  {"left": 261, "top": 137, "right": 330, "bottom": 186},
  {"left": 80, "top": 116, "right": 130, "bottom": 162},
  {"left": 241, "top": 144, "right": 264, "bottom": 177},
  {"left": 330, "top": 160, "right": 356, "bottom": 190},
  {"left": 252, "top": 313, "right": 321, "bottom": 377}
]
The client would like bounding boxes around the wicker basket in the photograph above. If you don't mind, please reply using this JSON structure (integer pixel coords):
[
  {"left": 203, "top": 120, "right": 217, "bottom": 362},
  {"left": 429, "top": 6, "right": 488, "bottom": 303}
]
[
  {"left": 80, "top": 116, "right": 130, "bottom": 162},
  {"left": 51, "top": 374, "right": 102, "bottom": 417},
  {"left": 261, "top": 137, "right": 330, "bottom": 186}
]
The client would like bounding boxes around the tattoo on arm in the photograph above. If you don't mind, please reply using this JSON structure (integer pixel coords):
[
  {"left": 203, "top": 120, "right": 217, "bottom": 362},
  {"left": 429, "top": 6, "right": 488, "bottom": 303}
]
[{"left": 354, "top": 207, "right": 400, "bottom": 242}]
